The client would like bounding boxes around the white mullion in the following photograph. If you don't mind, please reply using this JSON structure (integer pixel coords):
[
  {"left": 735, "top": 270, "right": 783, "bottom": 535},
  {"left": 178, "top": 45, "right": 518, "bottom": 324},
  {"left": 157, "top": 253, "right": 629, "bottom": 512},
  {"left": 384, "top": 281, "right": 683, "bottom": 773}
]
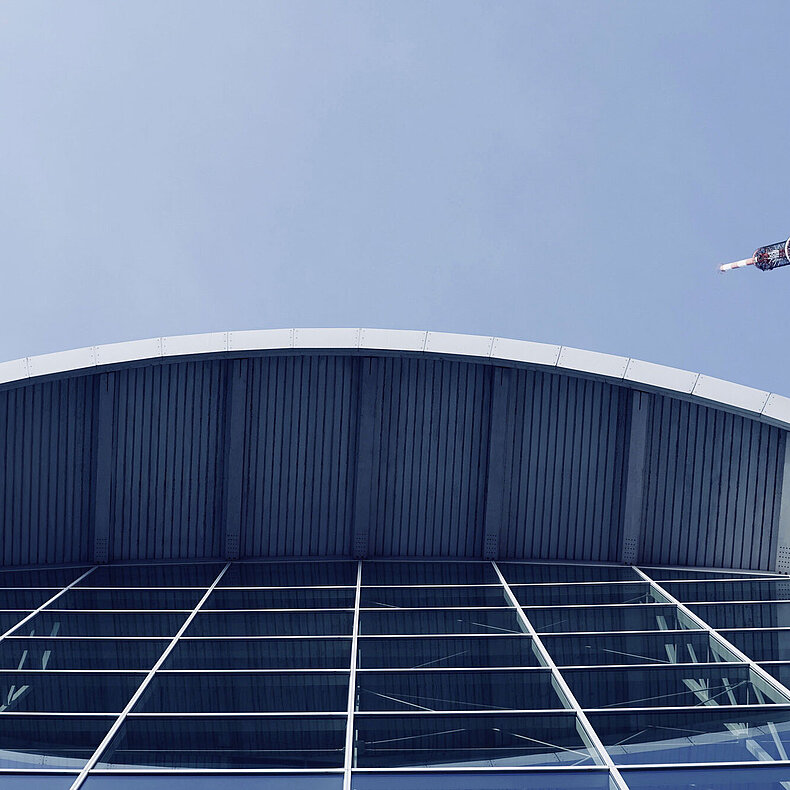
[
  {"left": 343, "top": 560, "right": 362, "bottom": 790},
  {"left": 632, "top": 566, "right": 790, "bottom": 705},
  {"left": 492, "top": 561, "right": 630, "bottom": 790},
  {"left": 68, "top": 561, "right": 231, "bottom": 790}
]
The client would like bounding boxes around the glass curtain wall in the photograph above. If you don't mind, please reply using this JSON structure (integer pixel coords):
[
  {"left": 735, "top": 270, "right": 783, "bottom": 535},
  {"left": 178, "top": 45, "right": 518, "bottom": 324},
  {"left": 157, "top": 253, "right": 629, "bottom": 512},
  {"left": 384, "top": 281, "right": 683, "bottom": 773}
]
[{"left": 0, "top": 560, "right": 786, "bottom": 789}]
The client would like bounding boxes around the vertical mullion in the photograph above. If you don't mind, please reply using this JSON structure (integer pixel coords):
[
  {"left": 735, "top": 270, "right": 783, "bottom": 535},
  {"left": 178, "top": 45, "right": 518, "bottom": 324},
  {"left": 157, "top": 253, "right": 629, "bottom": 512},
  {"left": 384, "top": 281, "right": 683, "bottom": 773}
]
[
  {"left": 492, "top": 561, "right": 630, "bottom": 790},
  {"left": 633, "top": 565, "right": 790, "bottom": 702},
  {"left": 343, "top": 560, "right": 362, "bottom": 790},
  {"left": 69, "top": 561, "right": 231, "bottom": 790},
  {"left": 0, "top": 565, "right": 99, "bottom": 641}
]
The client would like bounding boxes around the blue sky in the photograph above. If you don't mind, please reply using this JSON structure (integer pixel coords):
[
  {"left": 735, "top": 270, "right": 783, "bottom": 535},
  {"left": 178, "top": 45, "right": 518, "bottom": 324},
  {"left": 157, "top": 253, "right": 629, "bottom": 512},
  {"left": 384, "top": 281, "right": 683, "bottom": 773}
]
[{"left": 2, "top": 2, "right": 790, "bottom": 392}]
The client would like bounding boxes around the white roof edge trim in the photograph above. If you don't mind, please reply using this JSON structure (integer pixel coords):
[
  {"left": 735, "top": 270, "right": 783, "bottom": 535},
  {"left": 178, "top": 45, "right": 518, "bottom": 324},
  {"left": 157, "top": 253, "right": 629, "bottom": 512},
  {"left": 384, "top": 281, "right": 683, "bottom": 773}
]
[{"left": 1, "top": 328, "right": 787, "bottom": 430}]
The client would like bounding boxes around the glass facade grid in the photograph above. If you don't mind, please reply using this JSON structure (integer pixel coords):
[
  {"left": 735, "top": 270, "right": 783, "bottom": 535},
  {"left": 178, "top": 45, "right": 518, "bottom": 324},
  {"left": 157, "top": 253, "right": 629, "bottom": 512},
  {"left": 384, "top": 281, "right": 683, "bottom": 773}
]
[{"left": 0, "top": 560, "right": 789, "bottom": 790}]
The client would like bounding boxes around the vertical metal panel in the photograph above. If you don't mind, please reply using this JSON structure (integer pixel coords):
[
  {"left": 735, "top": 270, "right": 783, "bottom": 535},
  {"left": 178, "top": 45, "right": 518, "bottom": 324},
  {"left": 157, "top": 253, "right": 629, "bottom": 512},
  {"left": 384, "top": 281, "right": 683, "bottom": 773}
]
[
  {"left": 240, "top": 355, "right": 358, "bottom": 557},
  {"left": 497, "top": 370, "right": 629, "bottom": 562},
  {"left": 0, "top": 377, "right": 96, "bottom": 565},
  {"left": 365, "top": 357, "right": 491, "bottom": 558},
  {"left": 108, "top": 361, "right": 226, "bottom": 561},
  {"left": 640, "top": 395, "right": 786, "bottom": 570}
]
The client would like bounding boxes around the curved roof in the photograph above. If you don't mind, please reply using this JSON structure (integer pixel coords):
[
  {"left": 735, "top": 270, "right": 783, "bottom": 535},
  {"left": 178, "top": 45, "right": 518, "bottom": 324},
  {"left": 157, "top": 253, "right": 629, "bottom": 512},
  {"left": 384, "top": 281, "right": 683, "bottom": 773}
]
[{"left": 1, "top": 328, "right": 789, "bottom": 573}]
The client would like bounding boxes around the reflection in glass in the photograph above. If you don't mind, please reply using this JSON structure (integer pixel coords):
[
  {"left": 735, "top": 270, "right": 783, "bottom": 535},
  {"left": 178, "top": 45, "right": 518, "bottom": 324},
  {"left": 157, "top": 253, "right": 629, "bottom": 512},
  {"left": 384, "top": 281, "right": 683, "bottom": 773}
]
[
  {"left": 167, "top": 638, "right": 351, "bottom": 669},
  {"left": 13, "top": 612, "right": 188, "bottom": 638},
  {"left": 354, "top": 713, "right": 598, "bottom": 767},
  {"left": 187, "top": 611, "right": 353, "bottom": 637},
  {"left": 357, "top": 636, "right": 540, "bottom": 669},
  {"left": 362, "top": 562, "right": 497, "bottom": 586},
  {"left": 136, "top": 672, "right": 349, "bottom": 712},
  {"left": 622, "top": 765, "right": 790, "bottom": 790},
  {"left": 0, "top": 638, "right": 169, "bottom": 670},
  {"left": 500, "top": 564, "right": 639, "bottom": 584},
  {"left": 0, "top": 568, "right": 89, "bottom": 588},
  {"left": 356, "top": 669, "right": 564, "bottom": 711},
  {"left": 526, "top": 605, "right": 696, "bottom": 634},
  {"left": 360, "top": 609, "right": 523, "bottom": 636},
  {"left": 84, "top": 777, "right": 343, "bottom": 789},
  {"left": 97, "top": 716, "right": 346, "bottom": 768},
  {"left": 351, "top": 772, "right": 613, "bottom": 790},
  {"left": 360, "top": 587, "right": 508, "bottom": 609},
  {"left": 221, "top": 562, "right": 357, "bottom": 588},
  {"left": 564, "top": 665, "right": 787, "bottom": 708},
  {"left": 760, "top": 663, "right": 790, "bottom": 688},
  {"left": 665, "top": 580, "right": 790, "bottom": 603},
  {"left": 205, "top": 588, "right": 355, "bottom": 610},
  {"left": 641, "top": 568, "right": 785, "bottom": 581},
  {"left": 50, "top": 588, "right": 201, "bottom": 610},
  {"left": 82, "top": 564, "right": 223, "bottom": 587},
  {"left": 590, "top": 707, "right": 790, "bottom": 765},
  {"left": 0, "top": 715, "right": 113, "bottom": 768},
  {"left": 721, "top": 629, "right": 790, "bottom": 662},
  {"left": 0, "top": 671, "right": 143, "bottom": 712},
  {"left": 542, "top": 632, "right": 739, "bottom": 666},
  {"left": 0, "top": 590, "right": 58, "bottom": 609},
  {"left": 513, "top": 583, "right": 666, "bottom": 607},
  {"left": 690, "top": 603, "right": 790, "bottom": 630}
]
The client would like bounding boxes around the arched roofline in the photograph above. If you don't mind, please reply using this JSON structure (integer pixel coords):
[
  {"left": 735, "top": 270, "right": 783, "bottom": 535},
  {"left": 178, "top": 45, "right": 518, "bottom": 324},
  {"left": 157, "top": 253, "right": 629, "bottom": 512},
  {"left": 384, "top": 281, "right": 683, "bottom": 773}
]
[{"left": 1, "top": 327, "right": 788, "bottom": 429}]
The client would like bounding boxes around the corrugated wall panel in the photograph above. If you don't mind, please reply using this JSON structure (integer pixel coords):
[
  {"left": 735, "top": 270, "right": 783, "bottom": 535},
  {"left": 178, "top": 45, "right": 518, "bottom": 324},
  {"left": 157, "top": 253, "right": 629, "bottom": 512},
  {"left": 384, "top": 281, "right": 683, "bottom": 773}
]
[
  {"left": 0, "top": 377, "right": 96, "bottom": 566},
  {"left": 640, "top": 395, "right": 785, "bottom": 570},
  {"left": 366, "top": 357, "right": 491, "bottom": 557},
  {"left": 108, "top": 361, "right": 226, "bottom": 561},
  {"left": 240, "top": 356, "right": 358, "bottom": 557},
  {"left": 498, "top": 371, "right": 629, "bottom": 562}
]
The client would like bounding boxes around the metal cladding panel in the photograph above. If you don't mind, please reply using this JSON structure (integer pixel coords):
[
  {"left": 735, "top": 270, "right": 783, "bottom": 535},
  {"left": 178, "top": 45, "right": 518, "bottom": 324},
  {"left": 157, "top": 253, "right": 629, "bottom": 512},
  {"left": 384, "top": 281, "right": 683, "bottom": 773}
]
[
  {"left": 497, "top": 371, "right": 629, "bottom": 562},
  {"left": 640, "top": 394, "right": 785, "bottom": 570},
  {"left": 365, "top": 357, "right": 491, "bottom": 557},
  {"left": 240, "top": 355, "right": 358, "bottom": 557},
  {"left": 0, "top": 377, "right": 96, "bottom": 565},
  {"left": 108, "top": 361, "right": 227, "bottom": 561}
]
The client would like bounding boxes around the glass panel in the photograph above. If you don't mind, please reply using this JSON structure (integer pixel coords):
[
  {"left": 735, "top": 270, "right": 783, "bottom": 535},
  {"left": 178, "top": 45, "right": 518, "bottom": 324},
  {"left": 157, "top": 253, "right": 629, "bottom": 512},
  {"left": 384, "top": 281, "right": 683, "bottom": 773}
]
[
  {"left": 622, "top": 765, "right": 790, "bottom": 790},
  {"left": 500, "top": 564, "right": 640, "bottom": 583},
  {"left": 720, "top": 629, "right": 790, "bottom": 661},
  {"left": 513, "top": 583, "right": 665, "bottom": 607},
  {"left": 564, "top": 665, "right": 786, "bottom": 708},
  {"left": 641, "top": 567, "right": 785, "bottom": 581},
  {"left": 136, "top": 672, "right": 349, "bottom": 713},
  {"left": 12, "top": 612, "right": 188, "bottom": 638},
  {"left": 357, "top": 636, "right": 541, "bottom": 669},
  {"left": 359, "top": 587, "right": 509, "bottom": 609},
  {"left": 0, "top": 612, "right": 35, "bottom": 633},
  {"left": 0, "top": 590, "right": 58, "bottom": 609},
  {"left": 359, "top": 609, "right": 523, "bottom": 636},
  {"left": 542, "top": 632, "right": 739, "bottom": 666},
  {"left": 167, "top": 638, "right": 351, "bottom": 669},
  {"left": 354, "top": 713, "right": 598, "bottom": 767},
  {"left": 665, "top": 580, "right": 790, "bottom": 603},
  {"left": 0, "top": 568, "right": 89, "bottom": 588},
  {"left": 205, "top": 588, "right": 355, "bottom": 610},
  {"left": 0, "top": 671, "right": 143, "bottom": 712},
  {"left": 97, "top": 716, "right": 346, "bottom": 768},
  {"left": 362, "top": 562, "right": 497, "bottom": 586},
  {"left": 82, "top": 564, "right": 223, "bottom": 587},
  {"left": 50, "top": 589, "right": 202, "bottom": 610},
  {"left": 0, "top": 715, "right": 113, "bottom": 768},
  {"left": 526, "top": 605, "right": 696, "bottom": 634},
  {"left": 690, "top": 603, "right": 790, "bottom": 629},
  {"left": 760, "top": 663, "right": 790, "bottom": 686},
  {"left": 589, "top": 707, "right": 790, "bottom": 765},
  {"left": 221, "top": 562, "right": 357, "bottom": 587},
  {"left": 356, "top": 669, "right": 564, "bottom": 711},
  {"left": 186, "top": 611, "right": 353, "bottom": 637},
  {"left": 351, "top": 772, "right": 613, "bottom": 790},
  {"left": 0, "top": 638, "right": 169, "bottom": 670},
  {"left": 84, "top": 777, "right": 343, "bottom": 790},
  {"left": 0, "top": 778, "right": 76, "bottom": 788}
]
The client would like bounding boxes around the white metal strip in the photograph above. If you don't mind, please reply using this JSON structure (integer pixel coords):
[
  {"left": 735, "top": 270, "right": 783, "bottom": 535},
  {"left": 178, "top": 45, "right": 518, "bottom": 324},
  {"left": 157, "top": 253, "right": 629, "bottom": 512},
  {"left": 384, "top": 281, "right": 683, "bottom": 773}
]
[{"left": 343, "top": 560, "right": 362, "bottom": 790}]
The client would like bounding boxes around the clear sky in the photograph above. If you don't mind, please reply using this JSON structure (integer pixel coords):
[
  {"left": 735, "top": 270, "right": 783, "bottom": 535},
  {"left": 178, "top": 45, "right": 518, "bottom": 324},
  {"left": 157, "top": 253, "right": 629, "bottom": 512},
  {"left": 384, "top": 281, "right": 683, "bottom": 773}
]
[{"left": 2, "top": 2, "right": 790, "bottom": 393}]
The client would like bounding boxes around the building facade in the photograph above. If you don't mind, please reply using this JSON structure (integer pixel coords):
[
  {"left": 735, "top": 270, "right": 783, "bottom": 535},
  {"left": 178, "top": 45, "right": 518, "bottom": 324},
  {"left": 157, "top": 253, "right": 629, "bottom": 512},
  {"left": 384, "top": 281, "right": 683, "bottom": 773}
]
[{"left": 0, "top": 329, "right": 789, "bottom": 789}]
